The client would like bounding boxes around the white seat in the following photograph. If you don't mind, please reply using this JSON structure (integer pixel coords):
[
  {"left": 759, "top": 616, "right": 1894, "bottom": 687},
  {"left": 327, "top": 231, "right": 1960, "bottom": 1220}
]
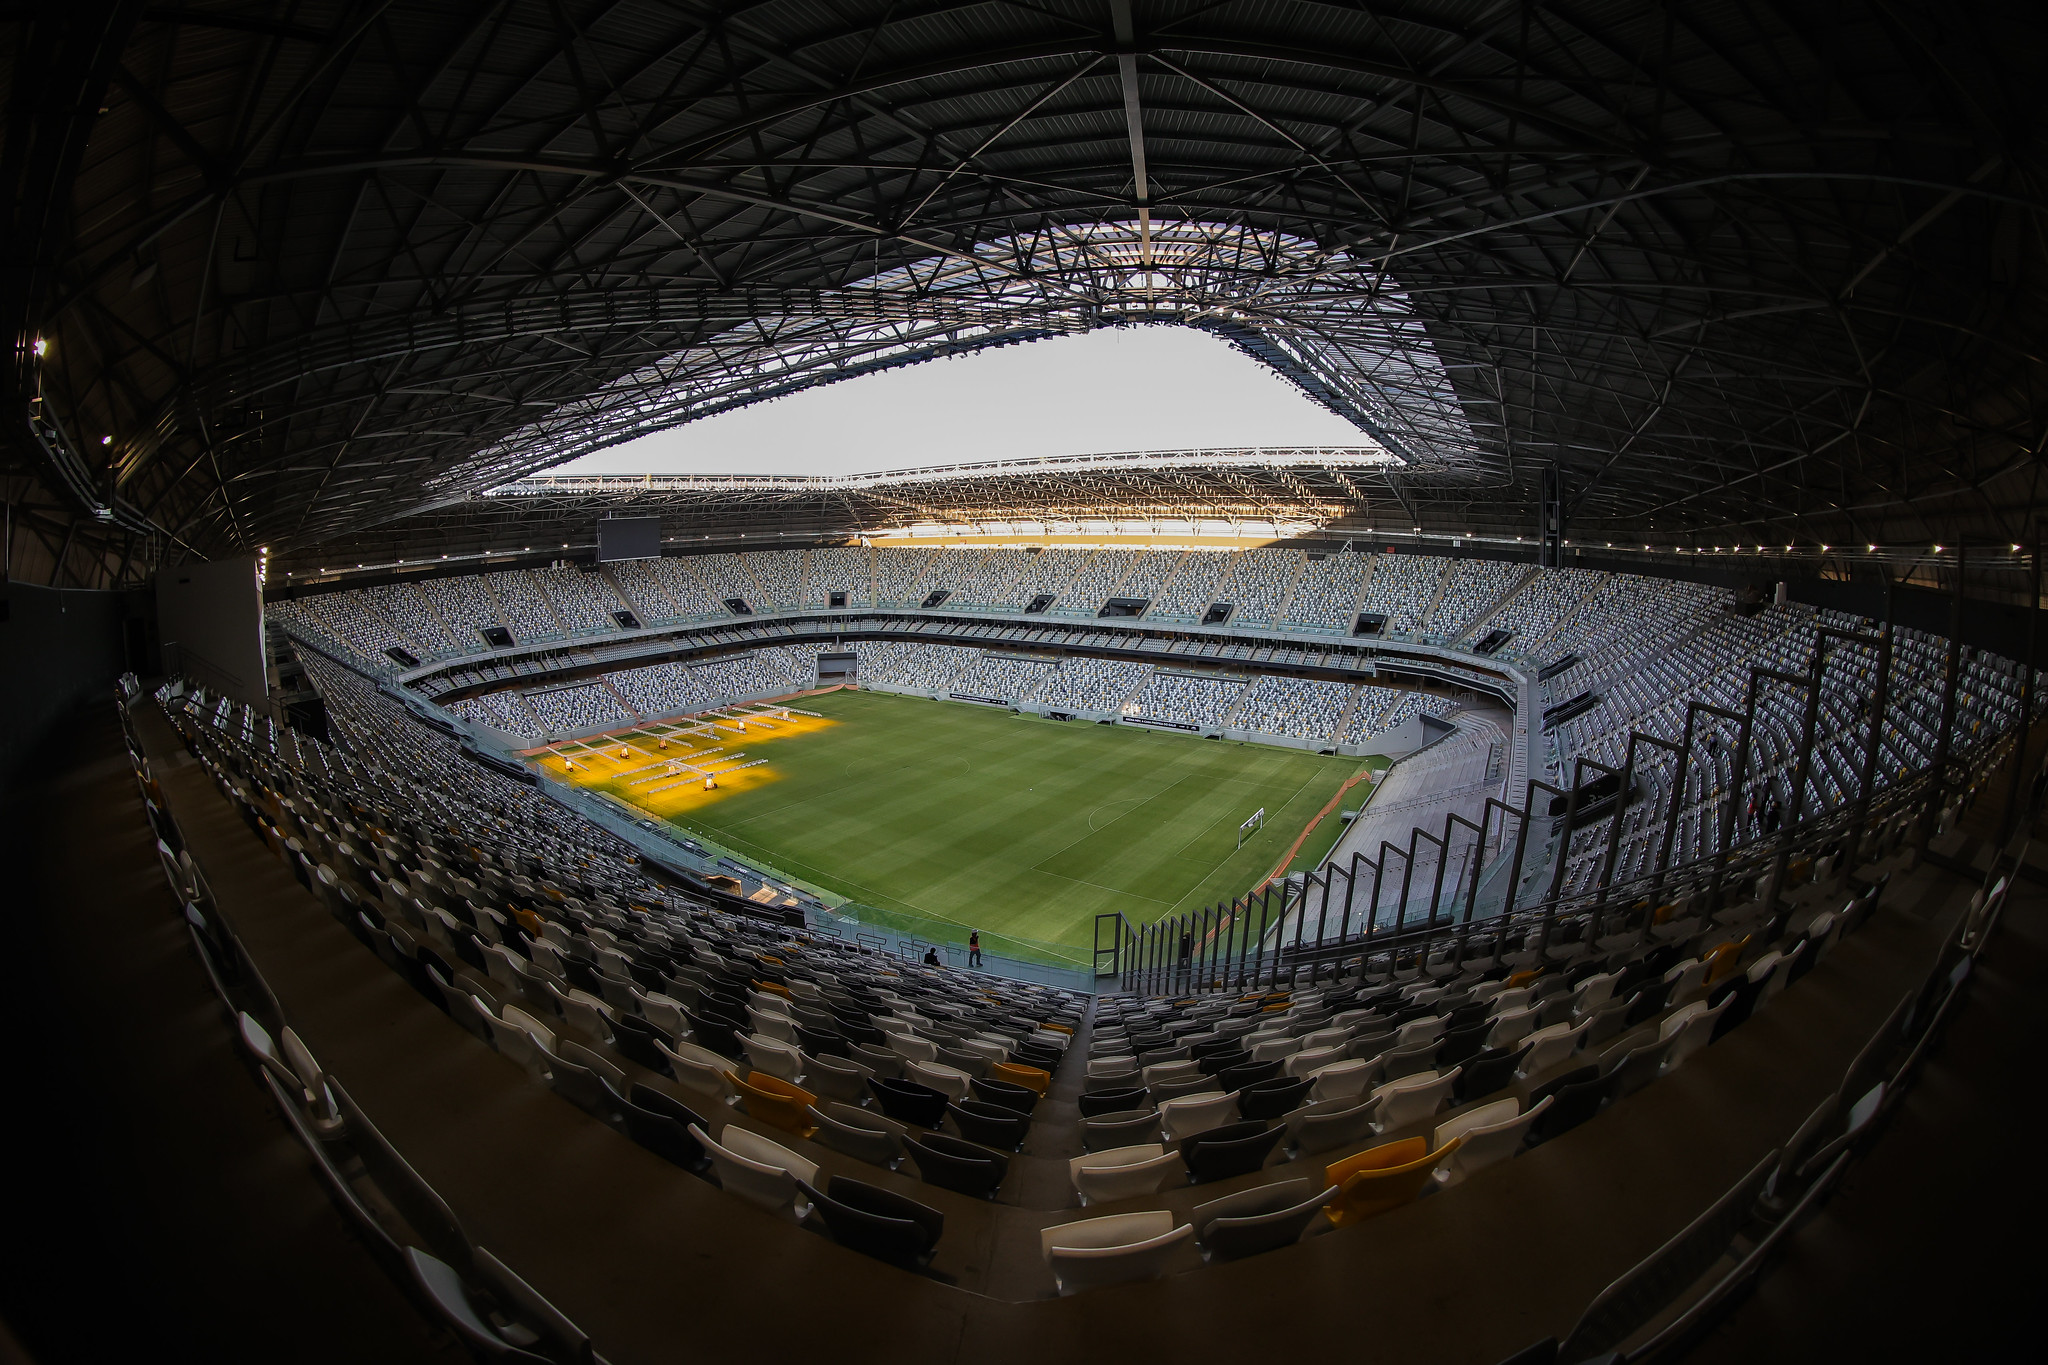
[
  {"left": 1486, "top": 1005, "right": 1539, "bottom": 1050},
  {"left": 1371, "top": 1067, "right": 1461, "bottom": 1133},
  {"left": 1068, "top": 1143, "right": 1188, "bottom": 1204},
  {"left": 1157, "top": 1090, "right": 1240, "bottom": 1142},
  {"left": 1394, "top": 1015, "right": 1445, "bottom": 1047},
  {"left": 501, "top": 1004, "right": 558, "bottom": 1055},
  {"left": 630, "top": 987, "right": 688, "bottom": 1040},
  {"left": 1517, "top": 1018, "right": 1592, "bottom": 1078},
  {"left": 1487, "top": 985, "right": 1537, "bottom": 1014},
  {"left": 1283, "top": 1044, "right": 1345, "bottom": 1079},
  {"left": 746, "top": 1006, "right": 797, "bottom": 1043},
  {"left": 1570, "top": 972, "right": 1620, "bottom": 1018},
  {"left": 1433, "top": 1096, "right": 1551, "bottom": 1187},
  {"left": 471, "top": 998, "right": 552, "bottom": 1080},
  {"left": 1251, "top": 1037, "right": 1302, "bottom": 1063},
  {"left": 742, "top": 1033, "right": 805, "bottom": 1082},
  {"left": 903, "top": 1059, "right": 973, "bottom": 1102},
  {"left": 658, "top": 1038, "right": 737, "bottom": 1103},
  {"left": 1307, "top": 1057, "right": 1378, "bottom": 1103},
  {"left": 1141, "top": 1060, "right": 1203, "bottom": 1087},
  {"left": 1296, "top": 1027, "right": 1350, "bottom": 1052},
  {"left": 1658, "top": 995, "right": 1732, "bottom": 1071},
  {"left": 1757, "top": 941, "right": 1804, "bottom": 1007},
  {"left": 689, "top": 1123, "right": 818, "bottom": 1214},
  {"left": 1090, "top": 1055, "right": 1141, "bottom": 1078},
  {"left": 886, "top": 1033, "right": 940, "bottom": 1064},
  {"left": 1040, "top": 1211, "right": 1195, "bottom": 1295}
]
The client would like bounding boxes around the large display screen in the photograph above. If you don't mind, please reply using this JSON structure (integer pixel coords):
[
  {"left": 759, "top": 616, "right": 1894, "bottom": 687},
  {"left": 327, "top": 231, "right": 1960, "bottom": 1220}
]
[{"left": 596, "top": 516, "right": 662, "bottom": 562}]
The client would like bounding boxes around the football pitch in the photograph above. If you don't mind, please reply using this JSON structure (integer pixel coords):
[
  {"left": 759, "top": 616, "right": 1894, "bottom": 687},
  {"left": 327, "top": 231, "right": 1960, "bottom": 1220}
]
[{"left": 537, "top": 689, "right": 1380, "bottom": 957}]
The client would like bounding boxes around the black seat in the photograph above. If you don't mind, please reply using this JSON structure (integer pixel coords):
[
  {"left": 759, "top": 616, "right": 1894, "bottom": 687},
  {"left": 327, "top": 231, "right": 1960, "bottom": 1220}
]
[
  {"left": 971, "top": 1076, "right": 1039, "bottom": 1115},
  {"left": 869, "top": 1076, "right": 950, "bottom": 1128},
  {"left": 1455, "top": 1046, "right": 1523, "bottom": 1102},
  {"left": 1196, "top": 1047, "right": 1251, "bottom": 1076},
  {"left": 903, "top": 1132, "right": 1009, "bottom": 1198},
  {"left": 1236, "top": 1075, "right": 1312, "bottom": 1122},
  {"left": 684, "top": 1009, "right": 743, "bottom": 1058},
  {"left": 1180, "top": 1120, "right": 1284, "bottom": 1183},
  {"left": 620, "top": 1087, "right": 709, "bottom": 1171},
  {"left": 1528, "top": 1063, "right": 1600, "bottom": 1108},
  {"left": 1709, "top": 974, "right": 1767, "bottom": 1040},
  {"left": 1189, "top": 1034, "right": 1241, "bottom": 1060},
  {"left": 1437, "top": 1020, "right": 1494, "bottom": 1069},
  {"left": 794, "top": 1024, "right": 849, "bottom": 1057},
  {"left": 1528, "top": 1073, "right": 1612, "bottom": 1144},
  {"left": 799, "top": 1176, "right": 944, "bottom": 1265},
  {"left": 1076, "top": 1085, "right": 1146, "bottom": 1118},
  {"left": 610, "top": 1014, "right": 674, "bottom": 1075},
  {"left": 1217, "top": 1058, "right": 1282, "bottom": 1092},
  {"left": 946, "top": 1099, "right": 1030, "bottom": 1151}
]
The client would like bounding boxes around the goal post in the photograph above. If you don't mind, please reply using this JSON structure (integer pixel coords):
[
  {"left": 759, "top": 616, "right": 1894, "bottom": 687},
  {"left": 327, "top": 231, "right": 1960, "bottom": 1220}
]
[{"left": 1237, "top": 807, "right": 1266, "bottom": 850}]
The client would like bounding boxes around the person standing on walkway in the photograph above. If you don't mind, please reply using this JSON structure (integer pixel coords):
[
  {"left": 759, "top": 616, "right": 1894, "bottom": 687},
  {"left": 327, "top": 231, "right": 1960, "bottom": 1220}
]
[{"left": 968, "top": 931, "right": 982, "bottom": 968}]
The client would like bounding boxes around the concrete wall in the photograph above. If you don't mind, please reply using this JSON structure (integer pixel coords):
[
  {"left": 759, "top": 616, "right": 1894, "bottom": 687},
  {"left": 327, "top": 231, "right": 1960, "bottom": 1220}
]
[
  {"left": 0, "top": 584, "right": 128, "bottom": 789},
  {"left": 156, "top": 557, "right": 266, "bottom": 707}
]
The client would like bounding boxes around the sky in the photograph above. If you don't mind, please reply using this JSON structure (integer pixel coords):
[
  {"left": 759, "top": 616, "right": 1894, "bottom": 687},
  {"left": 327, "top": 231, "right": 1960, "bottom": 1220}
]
[{"left": 553, "top": 325, "right": 1369, "bottom": 477}]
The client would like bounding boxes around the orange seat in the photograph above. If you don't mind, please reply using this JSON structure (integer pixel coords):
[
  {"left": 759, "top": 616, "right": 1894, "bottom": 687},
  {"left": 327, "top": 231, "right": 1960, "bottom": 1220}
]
[
  {"left": 752, "top": 979, "right": 791, "bottom": 997},
  {"left": 990, "top": 1062, "right": 1051, "bottom": 1096},
  {"left": 725, "top": 1070, "right": 817, "bottom": 1137},
  {"left": 1323, "top": 1137, "right": 1462, "bottom": 1226},
  {"left": 1701, "top": 936, "right": 1749, "bottom": 987},
  {"left": 1505, "top": 967, "right": 1545, "bottom": 989},
  {"left": 1039, "top": 1021, "right": 1074, "bottom": 1035}
]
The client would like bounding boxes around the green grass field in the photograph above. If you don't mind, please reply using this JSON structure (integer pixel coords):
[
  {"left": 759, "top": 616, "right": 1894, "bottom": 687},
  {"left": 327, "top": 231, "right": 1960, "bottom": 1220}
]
[{"left": 656, "top": 689, "right": 1373, "bottom": 956}]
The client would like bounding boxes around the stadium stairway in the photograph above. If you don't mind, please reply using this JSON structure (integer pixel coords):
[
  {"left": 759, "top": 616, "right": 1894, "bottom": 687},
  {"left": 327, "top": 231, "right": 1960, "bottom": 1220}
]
[
  {"left": 0, "top": 703, "right": 447, "bottom": 1365},
  {"left": 81, "top": 682, "right": 2014, "bottom": 1364}
]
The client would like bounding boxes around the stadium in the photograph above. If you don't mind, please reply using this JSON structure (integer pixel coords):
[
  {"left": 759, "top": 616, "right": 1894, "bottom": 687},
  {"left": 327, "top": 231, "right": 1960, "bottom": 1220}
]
[{"left": 2, "top": 3, "right": 2044, "bottom": 1363}]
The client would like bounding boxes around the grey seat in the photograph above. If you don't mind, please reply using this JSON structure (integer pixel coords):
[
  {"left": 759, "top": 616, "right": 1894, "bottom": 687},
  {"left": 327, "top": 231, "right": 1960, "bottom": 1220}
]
[
  {"left": 1284, "top": 1095, "right": 1379, "bottom": 1156},
  {"left": 807, "top": 1102, "right": 906, "bottom": 1167},
  {"left": 1379, "top": 1039, "right": 1440, "bottom": 1080},
  {"left": 804, "top": 1052, "right": 875, "bottom": 1104},
  {"left": 1193, "top": 1178, "right": 1339, "bottom": 1260},
  {"left": 1081, "top": 1108, "right": 1164, "bottom": 1152}
]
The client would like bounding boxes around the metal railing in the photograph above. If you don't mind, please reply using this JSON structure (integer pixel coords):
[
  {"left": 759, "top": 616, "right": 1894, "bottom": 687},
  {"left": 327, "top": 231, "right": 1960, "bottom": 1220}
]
[{"left": 1103, "top": 609, "right": 2032, "bottom": 997}]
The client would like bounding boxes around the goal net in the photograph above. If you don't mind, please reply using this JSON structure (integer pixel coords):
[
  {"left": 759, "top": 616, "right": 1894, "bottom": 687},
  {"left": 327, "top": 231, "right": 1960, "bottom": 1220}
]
[{"left": 1236, "top": 807, "right": 1266, "bottom": 850}]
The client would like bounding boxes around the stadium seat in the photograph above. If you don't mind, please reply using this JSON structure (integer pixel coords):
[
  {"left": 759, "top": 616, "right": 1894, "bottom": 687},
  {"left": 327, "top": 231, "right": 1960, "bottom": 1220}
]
[
  {"left": 1371, "top": 1069, "right": 1460, "bottom": 1133},
  {"left": 1324, "top": 1137, "right": 1462, "bottom": 1226},
  {"left": 620, "top": 1089, "right": 710, "bottom": 1172},
  {"left": 1070, "top": 1144, "right": 1188, "bottom": 1204},
  {"left": 1040, "top": 1211, "right": 1195, "bottom": 1295},
  {"left": 989, "top": 1061, "right": 1051, "bottom": 1095},
  {"left": 1179, "top": 1121, "right": 1284, "bottom": 1183},
  {"left": 725, "top": 1071, "right": 817, "bottom": 1136},
  {"left": 1193, "top": 1178, "right": 1338, "bottom": 1260},
  {"left": 403, "top": 1249, "right": 553, "bottom": 1364},
  {"left": 1285, "top": 1095, "right": 1380, "bottom": 1157},
  {"left": 1158, "top": 1090, "right": 1241, "bottom": 1142},
  {"left": 972, "top": 1075, "right": 1042, "bottom": 1115},
  {"left": 1517, "top": 1019, "right": 1592, "bottom": 1079},
  {"left": 806, "top": 1102, "right": 906, "bottom": 1167},
  {"left": 689, "top": 1122, "right": 817, "bottom": 1215},
  {"left": 946, "top": 1099, "right": 1030, "bottom": 1151},
  {"left": 1432, "top": 1097, "right": 1550, "bottom": 1187},
  {"left": 904, "top": 1132, "right": 1009, "bottom": 1198},
  {"left": 1236, "top": 1075, "right": 1313, "bottom": 1122},
  {"left": 798, "top": 1177, "right": 944, "bottom": 1266},
  {"left": 903, "top": 1058, "right": 974, "bottom": 1102},
  {"left": 1081, "top": 1108, "right": 1164, "bottom": 1152},
  {"left": 1308, "top": 1057, "right": 1380, "bottom": 1102},
  {"left": 802, "top": 1052, "right": 873, "bottom": 1103}
]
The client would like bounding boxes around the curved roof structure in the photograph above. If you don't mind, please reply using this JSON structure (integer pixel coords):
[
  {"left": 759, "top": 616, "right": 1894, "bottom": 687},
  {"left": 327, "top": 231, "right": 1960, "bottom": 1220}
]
[{"left": 5, "top": 1, "right": 2044, "bottom": 588}]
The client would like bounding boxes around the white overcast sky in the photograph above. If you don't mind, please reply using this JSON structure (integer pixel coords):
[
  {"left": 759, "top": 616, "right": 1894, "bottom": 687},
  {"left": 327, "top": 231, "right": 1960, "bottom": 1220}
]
[{"left": 553, "top": 325, "right": 1367, "bottom": 477}]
